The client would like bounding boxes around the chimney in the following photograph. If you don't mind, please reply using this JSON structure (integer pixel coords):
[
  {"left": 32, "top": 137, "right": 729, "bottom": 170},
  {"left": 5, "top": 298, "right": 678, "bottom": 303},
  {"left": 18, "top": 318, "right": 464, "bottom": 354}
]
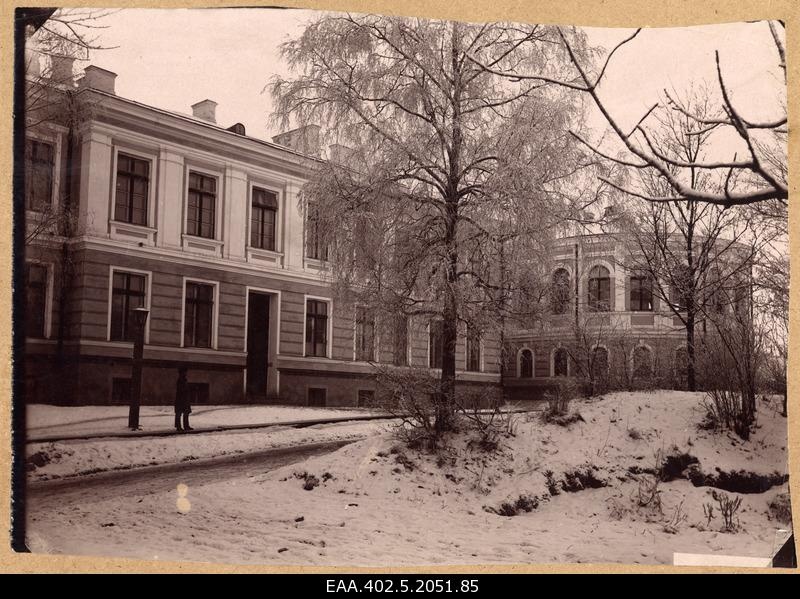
[
  {"left": 79, "top": 65, "right": 117, "bottom": 95},
  {"left": 191, "top": 99, "right": 217, "bottom": 124},
  {"left": 271, "top": 124, "right": 321, "bottom": 156},
  {"left": 25, "top": 46, "right": 41, "bottom": 78},
  {"left": 328, "top": 143, "right": 352, "bottom": 164},
  {"left": 49, "top": 55, "right": 75, "bottom": 86}
]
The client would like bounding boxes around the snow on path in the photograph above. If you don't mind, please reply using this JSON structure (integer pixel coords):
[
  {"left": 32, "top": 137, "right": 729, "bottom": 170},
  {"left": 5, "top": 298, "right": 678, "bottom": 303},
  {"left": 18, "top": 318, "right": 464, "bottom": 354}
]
[
  {"left": 27, "top": 419, "right": 393, "bottom": 482},
  {"left": 27, "top": 404, "right": 380, "bottom": 438}
]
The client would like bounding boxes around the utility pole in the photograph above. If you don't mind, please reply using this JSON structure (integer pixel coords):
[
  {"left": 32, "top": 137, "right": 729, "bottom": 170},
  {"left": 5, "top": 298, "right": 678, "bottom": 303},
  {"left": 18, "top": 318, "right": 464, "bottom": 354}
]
[{"left": 128, "top": 307, "right": 150, "bottom": 430}]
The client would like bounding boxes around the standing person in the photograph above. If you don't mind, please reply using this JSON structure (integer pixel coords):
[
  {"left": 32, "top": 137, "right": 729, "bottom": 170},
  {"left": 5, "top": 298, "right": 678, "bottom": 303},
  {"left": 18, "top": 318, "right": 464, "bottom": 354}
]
[{"left": 174, "top": 367, "right": 193, "bottom": 431}]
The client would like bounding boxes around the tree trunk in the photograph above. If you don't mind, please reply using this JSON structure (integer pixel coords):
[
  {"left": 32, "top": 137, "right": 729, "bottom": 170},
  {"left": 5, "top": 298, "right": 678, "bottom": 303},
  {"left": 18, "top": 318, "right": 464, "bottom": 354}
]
[
  {"left": 686, "top": 309, "right": 696, "bottom": 391},
  {"left": 434, "top": 20, "right": 462, "bottom": 434},
  {"left": 436, "top": 199, "right": 459, "bottom": 434}
]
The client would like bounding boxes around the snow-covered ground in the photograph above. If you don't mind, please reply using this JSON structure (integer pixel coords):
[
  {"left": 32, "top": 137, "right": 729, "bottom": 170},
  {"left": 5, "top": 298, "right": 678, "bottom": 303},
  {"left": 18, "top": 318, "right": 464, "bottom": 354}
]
[
  {"left": 27, "top": 420, "right": 392, "bottom": 481},
  {"left": 26, "top": 391, "right": 793, "bottom": 566},
  {"left": 27, "top": 404, "right": 379, "bottom": 438}
]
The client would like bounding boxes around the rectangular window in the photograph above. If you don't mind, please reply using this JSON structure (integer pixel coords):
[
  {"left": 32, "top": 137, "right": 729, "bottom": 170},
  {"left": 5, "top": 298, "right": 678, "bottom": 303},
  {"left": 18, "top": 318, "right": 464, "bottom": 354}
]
[
  {"left": 308, "top": 387, "right": 327, "bottom": 407},
  {"left": 305, "top": 201, "right": 328, "bottom": 260},
  {"left": 466, "top": 325, "right": 481, "bottom": 372},
  {"left": 25, "top": 138, "right": 54, "bottom": 211},
  {"left": 429, "top": 320, "right": 444, "bottom": 369},
  {"left": 187, "top": 171, "right": 217, "bottom": 239},
  {"left": 357, "top": 389, "right": 375, "bottom": 408},
  {"left": 114, "top": 153, "right": 150, "bottom": 225},
  {"left": 111, "top": 378, "right": 132, "bottom": 404},
  {"left": 393, "top": 314, "right": 409, "bottom": 366},
  {"left": 25, "top": 263, "right": 48, "bottom": 338},
  {"left": 588, "top": 278, "right": 611, "bottom": 311},
  {"left": 305, "top": 299, "right": 329, "bottom": 357},
  {"left": 355, "top": 306, "right": 376, "bottom": 361},
  {"left": 630, "top": 276, "right": 653, "bottom": 312},
  {"left": 110, "top": 271, "right": 147, "bottom": 342},
  {"left": 250, "top": 187, "right": 278, "bottom": 250},
  {"left": 184, "top": 282, "right": 214, "bottom": 348},
  {"left": 670, "top": 285, "right": 688, "bottom": 312}
]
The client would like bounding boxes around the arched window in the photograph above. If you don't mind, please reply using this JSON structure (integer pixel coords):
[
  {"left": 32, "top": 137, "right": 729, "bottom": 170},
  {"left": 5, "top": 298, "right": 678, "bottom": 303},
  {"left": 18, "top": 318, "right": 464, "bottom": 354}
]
[
  {"left": 592, "top": 346, "right": 610, "bottom": 393},
  {"left": 592, "top": 346, "right": 609, "bottom": 380},
  {"left": 519, "top": 349, "right": 533, "bottom": 378},
  {"left": 554, "top": 347, "right": 569, "bottom": 377},
  {"left": 632, "top": 345, "right": 652, "bottom": 381},
  {"left": 588, "top": 265, "right": 611, "bottom": 312},
  {"left": 550, "top": 268, "right": 571, "bottom": 315}
]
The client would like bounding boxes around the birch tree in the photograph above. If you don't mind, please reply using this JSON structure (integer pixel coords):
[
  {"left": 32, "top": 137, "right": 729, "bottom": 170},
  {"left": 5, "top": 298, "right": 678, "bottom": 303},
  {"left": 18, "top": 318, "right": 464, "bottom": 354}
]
[{"left": 272, "top": 14, "right": 594, "bottom": 433}]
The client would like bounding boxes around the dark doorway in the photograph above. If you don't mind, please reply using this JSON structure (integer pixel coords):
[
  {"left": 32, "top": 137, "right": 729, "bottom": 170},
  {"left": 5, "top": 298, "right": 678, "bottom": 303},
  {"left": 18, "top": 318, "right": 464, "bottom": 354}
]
[{"left": 246, "top": 292, "right": 270, "bottom": 400}]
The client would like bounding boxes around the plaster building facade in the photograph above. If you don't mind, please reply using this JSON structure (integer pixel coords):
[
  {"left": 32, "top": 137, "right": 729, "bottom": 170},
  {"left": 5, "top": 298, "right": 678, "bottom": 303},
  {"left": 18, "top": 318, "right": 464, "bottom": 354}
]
[
  {"left": 22, "top": 59, "right": 748, "bottom": 408},
  {"left": 21, "top": 60, "right": 501, "bottom": 407}
]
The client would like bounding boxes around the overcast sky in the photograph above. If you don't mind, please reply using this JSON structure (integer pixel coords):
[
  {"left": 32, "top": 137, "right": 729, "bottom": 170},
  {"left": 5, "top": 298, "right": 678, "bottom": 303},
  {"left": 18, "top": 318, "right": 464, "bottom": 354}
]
[{"left": 61, "top": 7, "right": 785, "bottom": 145}]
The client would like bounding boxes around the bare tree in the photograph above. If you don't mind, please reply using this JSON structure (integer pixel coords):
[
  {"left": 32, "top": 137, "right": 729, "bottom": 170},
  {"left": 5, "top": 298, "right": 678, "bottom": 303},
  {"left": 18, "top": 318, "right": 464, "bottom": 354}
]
[
  {"left": 24, "top": 8, "right": 116, "bottom": 123},
  {"left": 471, "top": 21, "right": 787, "bottom": 208},
  {"left": 22, "top": 9, "right": 114, "bottom": 390},
  {"left": 561, "top": 310, "right": 628, "bottom": 396},
  {"left": 272, "top": 14, "right": 595, "bottom": 433},
  {"left": 613, "top": 91, "right": 770, "bottom": 391}
]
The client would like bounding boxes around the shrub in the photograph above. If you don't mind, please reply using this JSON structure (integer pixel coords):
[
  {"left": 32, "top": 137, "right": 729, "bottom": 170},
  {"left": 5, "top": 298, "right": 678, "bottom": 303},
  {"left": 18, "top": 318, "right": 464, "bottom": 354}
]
[
  {"left": 703, "top": 503, "right": 715, "bottom": 528},
  {"left": 712, "top": 490, "right": 742, "bottom": 532},
  {"left": 561, "top": 467, "right": 606, "bottom": 492},
  {"left": 544, "top": 470, "right": 560, "bottom": 496},
  {"left": 541, "top": 378, "right": 584, "bottom": 426},
  {"left": 702, "top": 390, "right": 753, "bottom": 440},
  {"left": 635, "top": 474, "right": 662, "bottom": 514},
  {"left": 634, "top": 448, "right": 664, "bottom": 514},
  {"left": 459, "top": 392, "right": 515, "bottom": 453},
  {"left": 660, "top": 452, "right": 699, "bottom": 481},
  {"left": 393, "top": 451, "right": 416, "bottom": 472},
  {"left": 484, "top": 494, "right": 541, "bottom": 517},
  {"left": 768, "top": 492, "right": 792, "bottom": 525},
  {"left": 373, "top": 366, "right": 443, "bottom": 450},
  {"left": 663, "top": 501, "right": 688, "bottom": 534}
]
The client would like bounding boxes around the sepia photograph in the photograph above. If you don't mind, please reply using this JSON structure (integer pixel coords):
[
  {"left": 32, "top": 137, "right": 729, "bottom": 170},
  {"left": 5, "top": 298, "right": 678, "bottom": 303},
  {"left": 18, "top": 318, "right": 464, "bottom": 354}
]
[{"left": 11, "top": 3, "right": 793, "bottom": 570}]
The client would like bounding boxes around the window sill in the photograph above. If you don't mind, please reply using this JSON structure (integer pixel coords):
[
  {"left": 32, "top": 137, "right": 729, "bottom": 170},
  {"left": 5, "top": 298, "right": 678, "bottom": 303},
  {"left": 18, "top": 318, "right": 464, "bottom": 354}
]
[
  {"left": 182, "top": 234, "right": 223, "bottom": 257},
  {"left": 110, "top": 220, "right": 156, "bottom": 246},
  {"left": 304, "top": 258, "right": 330, "bottom": 271},
  {"left": 247, "top": 246, "right": 284, "bottom": 266}
]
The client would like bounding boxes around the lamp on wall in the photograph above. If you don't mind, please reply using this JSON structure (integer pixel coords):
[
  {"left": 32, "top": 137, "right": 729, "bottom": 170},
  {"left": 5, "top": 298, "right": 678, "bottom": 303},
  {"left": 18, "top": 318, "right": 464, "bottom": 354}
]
[{"left": 128, "top": 307, "right": 150, "bottom": 430}]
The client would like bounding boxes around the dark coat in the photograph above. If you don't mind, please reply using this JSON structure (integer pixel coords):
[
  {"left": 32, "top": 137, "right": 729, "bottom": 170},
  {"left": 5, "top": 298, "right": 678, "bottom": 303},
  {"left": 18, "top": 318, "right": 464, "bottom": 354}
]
[{"left": 175, "top": 373, "right": 191, "bottom": 414}]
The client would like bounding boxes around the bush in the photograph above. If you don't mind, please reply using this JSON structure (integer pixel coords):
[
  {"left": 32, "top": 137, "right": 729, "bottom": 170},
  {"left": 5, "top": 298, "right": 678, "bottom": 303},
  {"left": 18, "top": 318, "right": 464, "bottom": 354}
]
[
  {"left": 373, "top": 366, "right": 443, "bottom": 450},
  {"left": 561, "top": 467, "right": 606, "bottom": 492},
  {"left": 544, "top": 470, "right": 560, "bottom": 496},
  {"left": 660, "top": 451, "right": 699, "bottom": 482},
  {"left": 768, "top": 492, "right": 792, "bottom": 525},
  {"left": 663, "top": 501, "right": 688, "bottom": 534},
  {"left": 484, "top": 494, "right": 541, "bottom": 517},
  {"left": 458, "top": 389, "right": 517, "bottom": 452},
  {"left": 541, "top": 378, "right": 584, "bottom": 426},
  {"left": 701, "top": 389, "right": 753, "bottom": 440},
  {"left": 712, "top": 490, "right": 742, "bottom": 532}
]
